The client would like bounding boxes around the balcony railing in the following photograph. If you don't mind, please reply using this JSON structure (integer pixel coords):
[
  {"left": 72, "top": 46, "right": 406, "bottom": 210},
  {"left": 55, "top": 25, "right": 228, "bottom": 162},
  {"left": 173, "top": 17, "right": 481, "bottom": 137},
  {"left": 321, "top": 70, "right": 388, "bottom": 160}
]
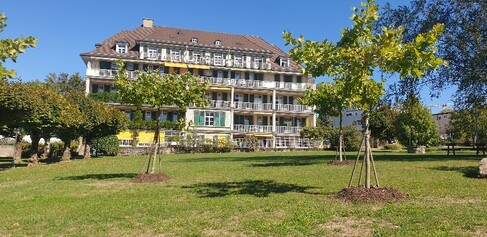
[
  {"left": 201, "top": 76, "right": 233, "bottom": 86},
  {"left": 233, "top": 124, "right": 272, "bottom": 133},
  {"left": 276, "top": 104, "right": 313, "bottom": 112},
  {"left": 209, "top": 100, "right": 231, "bottom": 108},
  {"left": 276, "top": 126, "right": 303, "bottom": 134},
  {"left": 234, "top": 102, "right": 272, "bottom": 111},
  {"left": 91, "top": 69, "right": 137, "bottom": 79}
]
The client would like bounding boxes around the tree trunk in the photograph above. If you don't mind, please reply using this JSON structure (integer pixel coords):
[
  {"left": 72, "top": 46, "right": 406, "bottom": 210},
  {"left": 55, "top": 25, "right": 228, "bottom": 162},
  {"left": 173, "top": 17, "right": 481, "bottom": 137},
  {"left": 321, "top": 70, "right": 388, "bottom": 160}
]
[
  {"left": 77, "top": 137, "right": 85, "bottom": 156},
  {"left": 150, "top": 109, "right": 161, "bottom": 174},
  {"left": 364, "top": 112, "right": 371, "bottom": 189},
  {"left": 40, "top": 138, "right": 50, "bottom": 160},
  {"left": 13, "top": 135, "right": 22, "bottom": 164},
  {"left": 339, "top": 114, "right": 344, "bottom": 161},
  {"left": 61, "top": 140, "right": 71, "bottom": 161},
  {"left": 28, "top": 133, "right": 41, "bottom": 166},
  {"left": 84, "top": 143, "right": 91, "bottom": 159}
]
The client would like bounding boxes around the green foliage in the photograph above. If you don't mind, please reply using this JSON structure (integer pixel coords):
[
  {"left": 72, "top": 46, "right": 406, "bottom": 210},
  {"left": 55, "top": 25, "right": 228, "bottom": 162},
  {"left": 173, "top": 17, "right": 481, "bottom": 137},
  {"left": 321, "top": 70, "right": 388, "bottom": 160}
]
[
  {"left": 89, "top": 92, "right": 119, "bottom": 103},
  {"left": 451, "top": 109, "right": 487, "bottom": 145},
  {"left": 174, "top": 137, "right": 234, "bottom": 153},
  {"left": 329, "top": 126, "right": 362, "bottom": 151},
  {"left": 383, "top": 143, "right": 403, "bottom": 151},
  {"left": 369, "top": 105, "right": 399, "bottom": 143},
  {"left": 300, "top": 126, "right": 329, "bottom": 141},
  {"left": 90, "top": 135, "right": 120, "bottom": 156},
  {"left": 45, "top": 72, "right": 85, "bottom": 94},
  {"left": 396, "top": 98, "right": 440, "bottom": 148},
  {"left": 0, "top": 13, "right": 37, "bottom": 80}
]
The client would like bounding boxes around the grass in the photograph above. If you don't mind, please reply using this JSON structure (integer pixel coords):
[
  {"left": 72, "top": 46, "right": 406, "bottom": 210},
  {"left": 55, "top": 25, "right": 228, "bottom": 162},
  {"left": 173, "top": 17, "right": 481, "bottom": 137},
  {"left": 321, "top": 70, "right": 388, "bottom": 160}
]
[{"left": 0, "top": 151, "right": 486, "bottom": 236}]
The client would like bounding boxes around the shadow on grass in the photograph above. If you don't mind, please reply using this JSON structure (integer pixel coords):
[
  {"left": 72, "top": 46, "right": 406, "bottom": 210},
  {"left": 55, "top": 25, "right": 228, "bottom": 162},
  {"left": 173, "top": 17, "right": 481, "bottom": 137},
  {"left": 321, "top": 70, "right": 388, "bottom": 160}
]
[
  {"left": 56, "top": 173, "right": 138, "bottom": 180},
  {"left": 0, "top": 157, "right": 28, "bottom": 171},
  {"left": 249, "top": 161, "right": 316, "bottom": 167},
  {"left": 184, "top": 179, "right": 320, "bottom": 198},
  {"left": 428, "top": 166, "right": 479, "bottom": 178}
]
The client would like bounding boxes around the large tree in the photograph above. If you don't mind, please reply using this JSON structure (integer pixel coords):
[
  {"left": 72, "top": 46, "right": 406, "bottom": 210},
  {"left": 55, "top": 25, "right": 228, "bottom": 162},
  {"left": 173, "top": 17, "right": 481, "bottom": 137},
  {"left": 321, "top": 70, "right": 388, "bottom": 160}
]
[
  {"left": 369, "top": 104, "right": 399, "bottom": 144},
  {"left": 284, "top": 0, "right": 444, "bottom": 188},
  {"left": 396, "top": 97, "right": 439, "bottom": 152},
  {"left": 45, "top": 72, "right": 85, "bottom": 94},
  {"left": 0, "top": 13, "right": 36, "bottom": 80},
  {"left": 115, "top": 61, "right": 208, "bottom": 174}
]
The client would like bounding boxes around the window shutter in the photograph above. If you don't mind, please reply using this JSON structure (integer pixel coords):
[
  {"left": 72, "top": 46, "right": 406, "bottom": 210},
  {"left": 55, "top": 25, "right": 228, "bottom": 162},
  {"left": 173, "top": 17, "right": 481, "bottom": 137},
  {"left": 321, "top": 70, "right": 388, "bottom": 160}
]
[
  {"left": 213, "top": 70, "right": 218, "bottom": 78},
  {"left": 302, "top": 118, "right": 306, "bottom": 126},
  {"left": 212, "top": 92, "right": 217, "bottom": 100},
  {"left": 223, "top": 71, "right": 228, "bottom": 78},
  {"left": 274, "top": 74, "right": 280, "bottom": 82},
  {"left": 245, "top": 72, "right": 250, "bottom": 80},
  {"left": 214, "top": 112, "right": 220, "bottom": 127},
  {"left": 297, "top": 76, "right": 302, "bottom": 83},
  {"left": 289, "top": 96, "right": 294, "bottom": 104},
  {"left": 199, "top": 111, "right": 205, "bottom": 125},
  {"left": 263, "top": 116, "right": 268, "bottom": 125},
  {"left": 194, "top": 111, "right": 200, "bottom": 126},
  {"left": 220, "top": 112, "right": 225, "bottom": 127},
  {"left": 199, "top": 69, "right": 204, "bottom": 76},
  {"left": 250, "top": 94, "right": 254, "bottom": 103},
  {"left": 231, "top": 71, "right": 235, "bottom": 78},
  {"left": 263, "top": 95, "right": 268, "bottom": 103},
  {"left": 222, "top": 92, "right": 228, "bottom": 101},
  {"left": 279, "top": 117, "right": 284, "bottom": 126},
  {"left": 244, "top": 94, "right": 249, "bottom": 102}
]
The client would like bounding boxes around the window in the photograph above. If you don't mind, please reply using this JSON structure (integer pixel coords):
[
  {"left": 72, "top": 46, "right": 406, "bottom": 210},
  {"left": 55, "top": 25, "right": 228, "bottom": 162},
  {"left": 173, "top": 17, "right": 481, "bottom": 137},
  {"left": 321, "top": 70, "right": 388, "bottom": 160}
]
[
  {"left": 191, "top": 37, "right": 198, "bottom": 43},
  {"left": 234, "top": 55, "right": 242, "bottom": 66},
  {"left": 280, "top": 58, "right": 289, "bottom": 67},
  {"left": 116, "top": 43, "right": 127, "bottom": 54},
  {"left": 194, "top": 110, "right": 226, "bottom": 127},
  {"left": 125, "top": 111, "right": 131, "bottom": 120},
  {"left": 192, "top": 52, "right": 202, "bottom": 63},
  {"left": 159, "top": 112, "right": 168, "bottom": 121},
  {"left": 254, "top": 57, "right": 262, "bottom": 68},
  {"left": 147, "top": 48, "right": 157, "bottom": 59},
  {"left": 215, "top": 40, "right": 221, "bottom": 46},
  {"left": 214, "top": 54, "right": 223, "bottom": 65},
  {"left": 145, "top": 111, "right": 152, "bottom": 121},
  {"left": 170, "top": 49, "right": 180, "bottom": 61}
]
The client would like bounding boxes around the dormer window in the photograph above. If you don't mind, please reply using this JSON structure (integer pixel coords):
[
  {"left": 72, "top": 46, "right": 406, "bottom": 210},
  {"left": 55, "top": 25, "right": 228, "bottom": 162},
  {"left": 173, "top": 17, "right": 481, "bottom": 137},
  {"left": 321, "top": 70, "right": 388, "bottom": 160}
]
[
  {"left": 279, "top": 57, "right": 290, "bottom": 68},
  {"left": 116, "top": 43, "right": 128, "bottom": 54},
  {"left": 191, "top": 37, "right": 198, "bottom": 43},
  {"left": 215, "top": 40, "right": 221, "bottom": 46}
]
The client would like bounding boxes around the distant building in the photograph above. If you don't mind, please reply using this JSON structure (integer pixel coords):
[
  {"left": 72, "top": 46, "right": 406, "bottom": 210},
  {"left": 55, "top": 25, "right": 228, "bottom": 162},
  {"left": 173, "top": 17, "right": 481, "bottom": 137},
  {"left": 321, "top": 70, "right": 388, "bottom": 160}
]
[
  {"left": 433, "top": 112, "right": 452, "bottom": 140},
  {"left": 333, "top": 109, "right": 363, "bottom": 131}
]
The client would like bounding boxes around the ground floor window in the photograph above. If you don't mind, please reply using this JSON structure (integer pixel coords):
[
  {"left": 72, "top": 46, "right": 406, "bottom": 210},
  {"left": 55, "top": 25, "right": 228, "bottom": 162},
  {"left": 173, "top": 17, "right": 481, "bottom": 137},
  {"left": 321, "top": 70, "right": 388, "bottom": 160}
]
[{"left": 194, "top": 110, "right": 226, "bottom": 127}]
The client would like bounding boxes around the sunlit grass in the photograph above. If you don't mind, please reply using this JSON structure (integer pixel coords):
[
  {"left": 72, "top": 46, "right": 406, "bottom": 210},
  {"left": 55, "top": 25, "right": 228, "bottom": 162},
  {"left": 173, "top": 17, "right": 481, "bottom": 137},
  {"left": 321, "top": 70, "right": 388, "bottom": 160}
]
[{"left": 0, "top": 151, "right": 486, "bottom": 236}]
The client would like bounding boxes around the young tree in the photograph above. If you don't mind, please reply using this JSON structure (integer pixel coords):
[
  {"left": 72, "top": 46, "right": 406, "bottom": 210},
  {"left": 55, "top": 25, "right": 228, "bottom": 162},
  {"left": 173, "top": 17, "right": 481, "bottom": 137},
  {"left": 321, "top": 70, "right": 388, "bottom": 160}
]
[
  {"left": 284, "top": 0, "right": 444, "bottom": 188},
  {"left": 369, "top": 105, "right": 399, "bottom": 144},
  {"left": 0, "top": 13, "right": 37, "bottom": 80},
  {"left": 300, "top": 81, "right": 349, "bottom": 161},
  {"left": 115, "top": 61, "right": 208, "bottom": 174}
]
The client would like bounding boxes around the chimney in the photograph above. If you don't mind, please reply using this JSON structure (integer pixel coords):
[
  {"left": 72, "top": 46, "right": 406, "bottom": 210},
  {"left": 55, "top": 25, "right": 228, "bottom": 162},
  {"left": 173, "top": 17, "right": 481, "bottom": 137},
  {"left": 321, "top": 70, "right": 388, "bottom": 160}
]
[{"left": 142, "top": 18, "right": 153, "bottom": 28}]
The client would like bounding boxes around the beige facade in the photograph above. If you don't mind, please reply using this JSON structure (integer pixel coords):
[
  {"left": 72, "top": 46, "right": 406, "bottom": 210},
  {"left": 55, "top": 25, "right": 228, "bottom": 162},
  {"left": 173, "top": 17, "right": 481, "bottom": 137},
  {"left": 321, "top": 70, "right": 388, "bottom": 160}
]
[
  {"left": 433, "top": 112, "right": 452, "bottom": 140},
  {"left": 81, "top": 19, "right": 316, "bottom": 149}
]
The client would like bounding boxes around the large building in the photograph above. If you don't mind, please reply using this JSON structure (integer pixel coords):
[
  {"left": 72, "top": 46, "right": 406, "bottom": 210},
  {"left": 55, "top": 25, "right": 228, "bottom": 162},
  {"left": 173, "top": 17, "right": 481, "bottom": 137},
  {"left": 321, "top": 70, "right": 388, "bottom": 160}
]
[
  {"left": 433, "top": 112, "right": 452, "bottom": 140},
  {"left": 80, "top": 19, "right": 316, "bottom": 149}
]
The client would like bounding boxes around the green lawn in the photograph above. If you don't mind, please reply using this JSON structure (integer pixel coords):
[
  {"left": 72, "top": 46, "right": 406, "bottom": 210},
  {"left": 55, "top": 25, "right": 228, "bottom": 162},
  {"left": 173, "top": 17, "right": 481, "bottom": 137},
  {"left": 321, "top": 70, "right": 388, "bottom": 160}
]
[{"left": 0, "top": 151, "right": 486, "bottom": 236}]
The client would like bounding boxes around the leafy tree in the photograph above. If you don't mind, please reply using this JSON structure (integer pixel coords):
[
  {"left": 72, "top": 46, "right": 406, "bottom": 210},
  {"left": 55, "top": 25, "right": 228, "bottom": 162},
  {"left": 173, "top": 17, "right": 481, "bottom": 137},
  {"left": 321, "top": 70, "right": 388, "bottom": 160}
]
[
  {"left": 396, "top": 97, "right": 439, "bottom": 151},
  {"left": 369, "top": 105, "right": 399, "bottom": 144},
  {"left": 115, "top": 61, "right": 208, "bottom": 174},
  {"left": 300, "top": 81, "right": 349, "bottom": 160},
  {"left": 329, "top": 126, "right": 363, "bottom": 151},
  {"left": 55, "top": 92, "right": 86, "bottom": 161},
  {"left": 45, "top": 72, "right": 85, "bottom": 94},
  {"left": 284, "top": 0, "right": 444, "bottom": 188},
  {"left": 0, "top": 13, "right": 37, "bottom": 80}
]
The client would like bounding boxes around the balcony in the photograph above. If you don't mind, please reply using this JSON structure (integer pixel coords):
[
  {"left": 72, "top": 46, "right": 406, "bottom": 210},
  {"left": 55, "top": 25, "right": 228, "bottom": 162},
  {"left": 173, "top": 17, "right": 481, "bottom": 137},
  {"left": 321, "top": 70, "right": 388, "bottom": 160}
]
[
  {"left": 201, "top": 76, "right": 234, "bottom": 86},
  {"left": 233, "top": 124, "right": 272, "bottom": 133},
  {"left": 276, "top": 104, "right": 313, "bottom": 112},
  {"left": 89, "top": 69, "right": 138, "bottom": 79},
  {"left": 234, "top": 102, "right": 272, "bottom": 111},
  {"left": 276, "top": 126, "right": 303, "bottom": 134},
  {"left": 208, "top": 100, "right": 231, "bottom": 108}
]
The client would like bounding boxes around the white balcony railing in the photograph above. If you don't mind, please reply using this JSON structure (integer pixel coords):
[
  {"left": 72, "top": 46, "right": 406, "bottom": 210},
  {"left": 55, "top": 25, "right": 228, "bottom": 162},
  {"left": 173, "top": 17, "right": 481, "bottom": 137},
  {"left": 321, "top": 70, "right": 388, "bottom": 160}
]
[
  {"left": 276, "top": 126, "right": 303, "bottom": 134},
  {"left": 233, "top": 124, "right": 273, "bottom": 133},
  {"left": 201, "top": 76, "right": 234, "bottom": 86},
  {"left": 209, "top": 100, "right": 231, "bottom": 108},
  {"left": 92, "top": 69, "right": 137, "bottom": 79},
  {"left": 234, "top": 102, "right": 272, "bottom": 111},
  {"left": 276, "top": 104, "right": 313, "bottom": 112}
]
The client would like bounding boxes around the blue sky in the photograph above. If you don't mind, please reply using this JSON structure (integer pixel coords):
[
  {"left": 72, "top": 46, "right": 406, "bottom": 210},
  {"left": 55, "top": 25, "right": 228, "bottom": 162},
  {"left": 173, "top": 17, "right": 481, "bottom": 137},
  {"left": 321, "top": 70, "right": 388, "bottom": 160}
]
[{"left": 2, "top": 0, "right": 453, "bottom": 112}]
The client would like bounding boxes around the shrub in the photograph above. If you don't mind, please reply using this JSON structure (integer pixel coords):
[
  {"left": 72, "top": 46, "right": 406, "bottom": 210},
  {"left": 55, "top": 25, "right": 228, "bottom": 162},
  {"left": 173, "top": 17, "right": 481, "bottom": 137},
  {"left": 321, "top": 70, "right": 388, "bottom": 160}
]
[
  {"left": 329, "top": 126, "right": 362, "bottom": 151},
  {"left": 90, "top": 135, "right": 119, "bottom": 156},
  {"left": 383, "top": 143, "right": 403, "bottom": 151}
]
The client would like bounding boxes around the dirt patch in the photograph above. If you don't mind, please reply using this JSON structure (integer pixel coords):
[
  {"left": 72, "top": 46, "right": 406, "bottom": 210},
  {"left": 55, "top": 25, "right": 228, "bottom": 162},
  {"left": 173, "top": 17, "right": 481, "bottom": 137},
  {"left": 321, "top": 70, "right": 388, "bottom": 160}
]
[
  {"left": 328, "top": 160, "right": 355, "bottom": 166},
  {"left": 131, "top": 173, "right": 171, "bottom": 183},
  {"left": 334, "top": 186, "right": 408, "bottom": 203},
  {"left": 319, "top": 217, "right": 397, "bottom": 237}
]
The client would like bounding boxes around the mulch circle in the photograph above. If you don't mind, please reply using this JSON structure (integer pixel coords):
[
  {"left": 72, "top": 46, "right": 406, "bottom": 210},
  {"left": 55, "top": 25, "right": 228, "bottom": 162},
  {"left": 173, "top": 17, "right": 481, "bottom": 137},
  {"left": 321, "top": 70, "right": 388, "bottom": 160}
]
[
  {"left": 131, "top": 173, "right": 171, "bottom": 183},
  {"left": 334, "top": 186, "right": 409, "bottom": 203},
  {"left": 327, "top": 160, "right": 355, "bottom": 166}
]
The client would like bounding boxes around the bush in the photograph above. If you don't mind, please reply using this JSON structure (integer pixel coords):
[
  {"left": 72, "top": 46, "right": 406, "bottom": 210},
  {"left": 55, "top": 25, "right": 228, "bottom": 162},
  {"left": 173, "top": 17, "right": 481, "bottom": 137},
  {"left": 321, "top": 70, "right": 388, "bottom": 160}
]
[
  {"left": 383, "top": 143, "right": 403, "bottom": 151},
  {"left": 90, "top": 135, "right": 119, "bottom": 156},
  {"left": 329, "top": 126, "right": 362, "bottom": 151}
]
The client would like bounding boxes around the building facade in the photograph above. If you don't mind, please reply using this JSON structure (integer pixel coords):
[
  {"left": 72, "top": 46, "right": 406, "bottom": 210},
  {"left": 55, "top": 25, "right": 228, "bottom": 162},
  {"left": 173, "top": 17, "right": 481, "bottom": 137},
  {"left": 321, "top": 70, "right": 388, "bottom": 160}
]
[
  {"left": 333, "top": 109, "right": 364, "bottom": 131},
  {"left": 80, "top": 19, "right": 316, "bottom": 149},
  {"left": 433, "top": 112, "right": 452, "bottom": 140}
]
